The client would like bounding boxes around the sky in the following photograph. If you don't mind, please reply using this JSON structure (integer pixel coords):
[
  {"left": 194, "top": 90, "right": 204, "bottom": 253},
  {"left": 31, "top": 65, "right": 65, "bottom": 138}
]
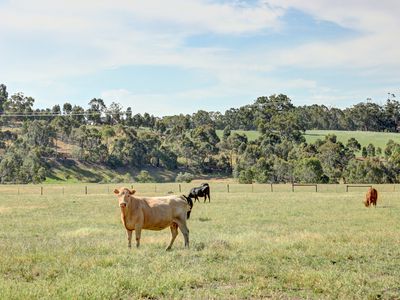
[{"left": 1, "top": 0, "right": 400, "bottom": 116}]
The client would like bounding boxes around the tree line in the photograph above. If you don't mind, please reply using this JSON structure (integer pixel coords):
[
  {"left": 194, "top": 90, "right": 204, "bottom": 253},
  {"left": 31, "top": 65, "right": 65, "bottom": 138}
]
[{"left": 0, "top": 83, "right": 399, "bottom": 184}]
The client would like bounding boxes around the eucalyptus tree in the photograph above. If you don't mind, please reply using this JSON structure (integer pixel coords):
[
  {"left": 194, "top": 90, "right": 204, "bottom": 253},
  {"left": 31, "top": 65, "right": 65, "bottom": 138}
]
[
  {"left": 87, "top": 98, "right": 106, "bottom": 125},
  {"left": 0, "top": 83, "right": 8, "bottom": 114}
]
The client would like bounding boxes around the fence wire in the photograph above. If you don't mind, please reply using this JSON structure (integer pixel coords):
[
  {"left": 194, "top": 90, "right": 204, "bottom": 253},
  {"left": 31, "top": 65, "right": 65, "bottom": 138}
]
[{"left": 0, "top": 183, "right": 398, "bottom": 196}]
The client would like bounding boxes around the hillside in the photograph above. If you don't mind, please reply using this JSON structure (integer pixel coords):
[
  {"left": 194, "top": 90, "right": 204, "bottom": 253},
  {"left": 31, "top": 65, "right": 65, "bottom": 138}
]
[
  {"left": 217, "top": 129, "right": 400, "bottom": 155},
  {"left": 303, "top": 130, "right": 400, "bottom": 153},
  {"left": 42, "top": 129, "right": 400, "bottom": 184},
  {"left": 44, "top": 159, "right": 181, "bottom": 184}
]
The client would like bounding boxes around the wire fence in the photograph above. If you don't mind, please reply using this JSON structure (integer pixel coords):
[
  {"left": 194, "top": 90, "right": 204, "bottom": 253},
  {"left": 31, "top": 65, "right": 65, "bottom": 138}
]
[{"left": 0, "top": 183, "right": 399, "bottom": 196}]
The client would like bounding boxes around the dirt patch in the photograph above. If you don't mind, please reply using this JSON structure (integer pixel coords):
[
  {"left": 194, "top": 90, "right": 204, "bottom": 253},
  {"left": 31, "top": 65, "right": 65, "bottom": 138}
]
[{"left": 0, "top": 207, "right": 11, "bottom": 213}]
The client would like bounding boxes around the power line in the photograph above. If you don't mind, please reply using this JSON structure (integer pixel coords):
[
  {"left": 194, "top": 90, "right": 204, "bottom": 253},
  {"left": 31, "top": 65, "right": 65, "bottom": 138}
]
[{"left": 0, "top": 111, "right": 132, "bottom": 117}]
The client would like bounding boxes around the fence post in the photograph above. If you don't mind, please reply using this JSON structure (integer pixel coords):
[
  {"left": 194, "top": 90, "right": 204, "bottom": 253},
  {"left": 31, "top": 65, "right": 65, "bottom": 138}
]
[
  {"left": 270, "top": 183, "right": 273, "bottom": 192},
  {"left": 85, "top": 186, "right": 88, "bottom": 195},
  {"left": 41, "top": 186, "right": 43, "bottom": 196},
  {"left": 227, "top": 184, "right": 230, "bottom": 193},
  {"left": 315, "top": 185, "right": 318, "bottom": 192},
  {"left": 179, "top": 184, "right": 181, "bottom": 193}
]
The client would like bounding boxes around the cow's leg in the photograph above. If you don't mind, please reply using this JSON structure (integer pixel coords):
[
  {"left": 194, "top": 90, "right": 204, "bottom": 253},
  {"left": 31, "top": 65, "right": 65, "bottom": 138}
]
[
  {"left": 126, "top": 230, "right": 133, "bottom": 248},
  {"left": 166, "top": 223, "right": 179, "bottom": 251},
  {"left": 177, "top": 221, "right": 190, "bottom": 248},
  {"left": 194, "top": 195, "right": 199, "bottom": 203},
  {"left": 135, "top": 224, "right": 142, "bottom": 248}
]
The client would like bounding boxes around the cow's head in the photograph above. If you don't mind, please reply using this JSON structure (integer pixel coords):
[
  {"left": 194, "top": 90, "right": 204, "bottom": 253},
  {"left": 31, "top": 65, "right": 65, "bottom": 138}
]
[{"left": 114, "top": 188, "right": 136, "bottom": 208}]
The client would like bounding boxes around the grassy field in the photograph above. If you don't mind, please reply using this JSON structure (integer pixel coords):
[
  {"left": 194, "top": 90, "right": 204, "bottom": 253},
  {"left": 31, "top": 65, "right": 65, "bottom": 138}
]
[{"left": 1, "top": 185, "right": 399, "bottom": 299}]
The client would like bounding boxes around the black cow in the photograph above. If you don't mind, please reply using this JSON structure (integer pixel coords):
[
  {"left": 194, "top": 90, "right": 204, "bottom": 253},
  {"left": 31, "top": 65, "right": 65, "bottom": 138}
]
[{"left": 188, "top": 183, "right": 210, "bottom": 203}]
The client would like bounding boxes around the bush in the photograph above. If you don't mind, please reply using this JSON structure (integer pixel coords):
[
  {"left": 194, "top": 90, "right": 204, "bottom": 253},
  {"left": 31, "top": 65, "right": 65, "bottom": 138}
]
[
  {"left": 238, "top": 169, "right": 254, "bottom": 184},
  {"left": 135, "top": 170, "right": 154, "bottom": 183},
  {"left": 175, "top": 172, "right": 194, "bottom": 183},
  {"left": 122, "top": 172, "right": 133, "bottom": 183}
]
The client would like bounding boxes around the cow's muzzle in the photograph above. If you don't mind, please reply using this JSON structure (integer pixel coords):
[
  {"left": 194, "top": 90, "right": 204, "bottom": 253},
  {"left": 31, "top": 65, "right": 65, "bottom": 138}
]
[{"left": 120, "top": 203, "right": 127, "bottom": 208}]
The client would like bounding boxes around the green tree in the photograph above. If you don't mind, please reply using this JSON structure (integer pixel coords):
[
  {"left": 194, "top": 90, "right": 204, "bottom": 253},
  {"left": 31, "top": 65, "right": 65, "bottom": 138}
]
[
  {"left": 102, "top": 125, "right": 116, "bottom": 154},
  {"left": 253, "top": 157, "right": 272, "bottom": 183},
  {"left": 346, "top": 138, "right": 361, "bottom": 152},
  {"left": 272, "top": 157, "right": 294, "bottom": 183},
  {"left": 383, "top": 99, "right": 400, "bottom": 132},
  {"left": 345, "top": 158, "right": 391, "bottom": 183},
  {"left": 63, "top": 103, "right": 72, "bottom": 115},
  {"left": 107, "top": 102, "right": 123, "bottom": 125},
  {"left": 222, "top": 125, "right": 231, "bottom": 140},
  {"left": 317, "top": 136, "right": 353, "bottom": 183},
  {"left": 238, "top": 169, "right": 254, "bottom": 184},
  {"left": 347, "top": 102, "right": 383, "bottom": 131},
  {"left": 294, "top": 158, "right": 324, "bottom": 183},
  {"left": 192, "top": 110, "right": 214, "bottom": 128},
  {"left": 87, "top": 98, "right": 106, "bottom": 125},
  {"left": 0, "top": 83, "right": 8, "bottom": 113},
  {"left": 362, "top": 147, "right": 368, "bottom": 158},
  {"left": 366, "top": 143, "right": 376, "bottom": 157},
  {"left": 71, "top": 105, "right": 86, "bottom": 125}
]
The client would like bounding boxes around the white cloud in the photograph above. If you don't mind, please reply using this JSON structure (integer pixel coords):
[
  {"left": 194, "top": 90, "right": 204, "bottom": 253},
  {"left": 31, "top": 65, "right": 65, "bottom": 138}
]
[
  {"left": 0, "top": 0, "right": 283, "bottom": 83},
  {"left": 0, "top": 0, "right": 283, "bottom": 35},
  {"left": 1, "top": 0, "right": 399, "bottom": 113},
  {"left": 264, "top": 0, "right": 400, "bottom": 70}
]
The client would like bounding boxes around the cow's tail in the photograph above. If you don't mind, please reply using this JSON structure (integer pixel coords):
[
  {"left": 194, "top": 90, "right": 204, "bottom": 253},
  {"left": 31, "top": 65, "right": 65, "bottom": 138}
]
[{"left": 182, "top": 195, "right": 193, "bottom": 219}]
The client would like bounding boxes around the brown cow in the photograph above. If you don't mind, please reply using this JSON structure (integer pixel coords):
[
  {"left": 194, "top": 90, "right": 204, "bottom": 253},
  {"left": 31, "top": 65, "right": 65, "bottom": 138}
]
[
  {"left": 364, "top": 187, "right": 378, "bottom": 207},
  {"left": 114, "top": 188, "right": 193, "bottom": 250}
]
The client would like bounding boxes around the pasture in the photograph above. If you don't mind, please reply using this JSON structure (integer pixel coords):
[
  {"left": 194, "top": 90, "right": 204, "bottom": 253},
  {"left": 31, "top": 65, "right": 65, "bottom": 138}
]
[{"left": 0, "top": 184, "right": 399, "bottom": 299}]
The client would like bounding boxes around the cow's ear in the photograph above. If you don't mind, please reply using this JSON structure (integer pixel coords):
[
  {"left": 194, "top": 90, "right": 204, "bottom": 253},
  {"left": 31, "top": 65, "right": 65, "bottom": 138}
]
[
  {"left": 129, "top": 189, "right": 136, "bottom": 195},
  {"left": 113, "top": 189, "right": 120, "bottom": 195}
]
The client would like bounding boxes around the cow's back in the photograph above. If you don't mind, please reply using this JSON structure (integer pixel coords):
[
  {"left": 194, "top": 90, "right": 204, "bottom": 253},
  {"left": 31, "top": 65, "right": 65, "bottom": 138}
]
[{"left": 137, "top": 196, "right": 189, "bottom": 229}]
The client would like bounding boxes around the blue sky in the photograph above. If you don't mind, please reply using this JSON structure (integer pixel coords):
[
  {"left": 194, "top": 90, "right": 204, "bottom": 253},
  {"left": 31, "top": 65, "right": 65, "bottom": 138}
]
[{"left": 1, "top": 0, "right": 399, "bottom": 116}]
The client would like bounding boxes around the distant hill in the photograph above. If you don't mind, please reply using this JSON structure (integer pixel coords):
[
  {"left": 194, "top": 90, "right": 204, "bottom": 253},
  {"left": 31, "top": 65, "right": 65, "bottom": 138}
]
[
  {"left": 303, "top": 130, "right": 400, "bottom": 153},
  {"left": 45, "top": 159, "right": 181, "bottom": 184},
  {"left": 217, "top": 129, "right": 400, "bottom": 155}
]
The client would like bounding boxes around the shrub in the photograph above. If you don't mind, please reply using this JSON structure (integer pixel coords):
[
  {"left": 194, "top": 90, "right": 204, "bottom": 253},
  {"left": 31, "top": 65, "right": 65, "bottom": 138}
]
[
  {"left": 135, "top": 170, "right": 154, "bottom": 183},
  {"left": 238, "top": 169, "right": 254, "bottom": 184},
  {"left": 175, "top": 172, "right": 194, "bottom": 183}
]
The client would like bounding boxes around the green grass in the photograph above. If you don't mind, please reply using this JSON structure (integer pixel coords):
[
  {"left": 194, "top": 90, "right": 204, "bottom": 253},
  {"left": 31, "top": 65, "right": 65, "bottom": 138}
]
[
  {"left": 1, "top": 185, "right": 399, "bottom": 299},
  {"left": 216, "top": 129, "right": 260, "bottom": 141}
]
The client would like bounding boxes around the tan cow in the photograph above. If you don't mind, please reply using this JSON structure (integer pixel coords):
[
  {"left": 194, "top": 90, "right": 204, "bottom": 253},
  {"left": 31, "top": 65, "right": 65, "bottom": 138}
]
[
  {"left": 114, "top": 187, "right": 193, "bottom": 250},
  {"left": 364, "top": 187, "right": 378, "bottom": 207}
]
